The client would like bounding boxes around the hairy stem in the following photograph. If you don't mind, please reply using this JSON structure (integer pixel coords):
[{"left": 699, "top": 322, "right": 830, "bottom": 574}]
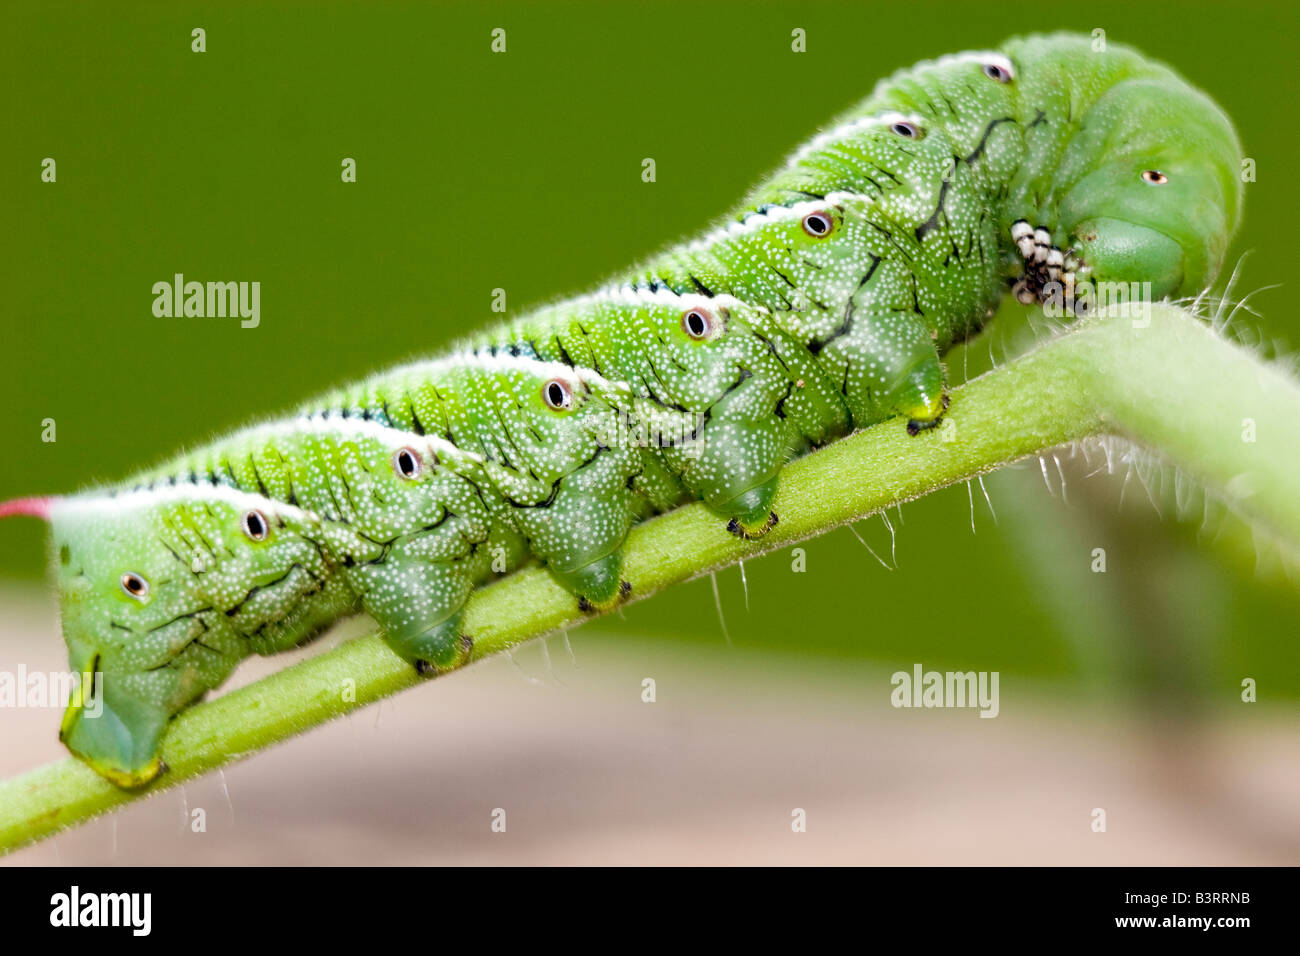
[{"left": 2, "top": 304, "right": 1298, "bottom": 854}]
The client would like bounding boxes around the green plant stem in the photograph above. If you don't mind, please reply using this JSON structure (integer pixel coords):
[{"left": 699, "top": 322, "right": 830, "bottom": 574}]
[{"left": 3, "top": 304, "right": 1298, "bottom": 854}]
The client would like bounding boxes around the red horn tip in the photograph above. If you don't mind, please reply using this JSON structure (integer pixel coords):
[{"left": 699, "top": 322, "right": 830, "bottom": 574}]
[{"left": 0, "top": 496, "right": 55, "bottom": 521}]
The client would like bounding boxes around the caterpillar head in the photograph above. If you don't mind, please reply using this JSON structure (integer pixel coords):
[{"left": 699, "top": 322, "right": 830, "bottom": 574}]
[
  {"left": 1056, "top": 75, "right": 1244, "bottom": 299},
  {"left": 4, "top": 488, "right": 331, "bottom": 787}
]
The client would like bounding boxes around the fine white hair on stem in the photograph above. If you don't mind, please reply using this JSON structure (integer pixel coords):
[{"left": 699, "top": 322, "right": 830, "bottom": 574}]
[
  {"left": 1050, "top": 431, "right": 1300, "bottom": 579},
  {"left": 847, "top": 521, "right": 892, "bottom": 570},
  {"left": 710, "top": 571, "right": 731, "bottom": 647},
  {"left": 880, "top": 511, "right": 897, "bottom": 566},
  {"left": 506, "top": 648, "right": 544, "bottom": 687},
  {"left": 218, "top": 768, "right": 235, "bottom": 823},
  {"left": 1053, "top": 454, "right": 1069, "bottom": 505},
  {"left": 977, "top": 475, "right": 997, "bottom": 523},
  {"left": 560, "top": 629, "right": 577, "bottom": 667},
  {"left": 539, "top": 635, "right": 566, "bottom": 687},
  {"left": 1039, "top": 456, "right": 1055, "bottom": 496}
]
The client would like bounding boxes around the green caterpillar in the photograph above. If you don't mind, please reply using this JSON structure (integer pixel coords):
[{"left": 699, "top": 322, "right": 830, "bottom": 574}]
[{"left": 0, "top": 33, "right": 1242, "bottom": 787}]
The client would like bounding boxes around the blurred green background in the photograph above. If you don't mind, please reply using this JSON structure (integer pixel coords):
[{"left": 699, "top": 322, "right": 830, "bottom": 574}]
[{"left": 2, "top": 0, "right": 1297, "bottom": 705}]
